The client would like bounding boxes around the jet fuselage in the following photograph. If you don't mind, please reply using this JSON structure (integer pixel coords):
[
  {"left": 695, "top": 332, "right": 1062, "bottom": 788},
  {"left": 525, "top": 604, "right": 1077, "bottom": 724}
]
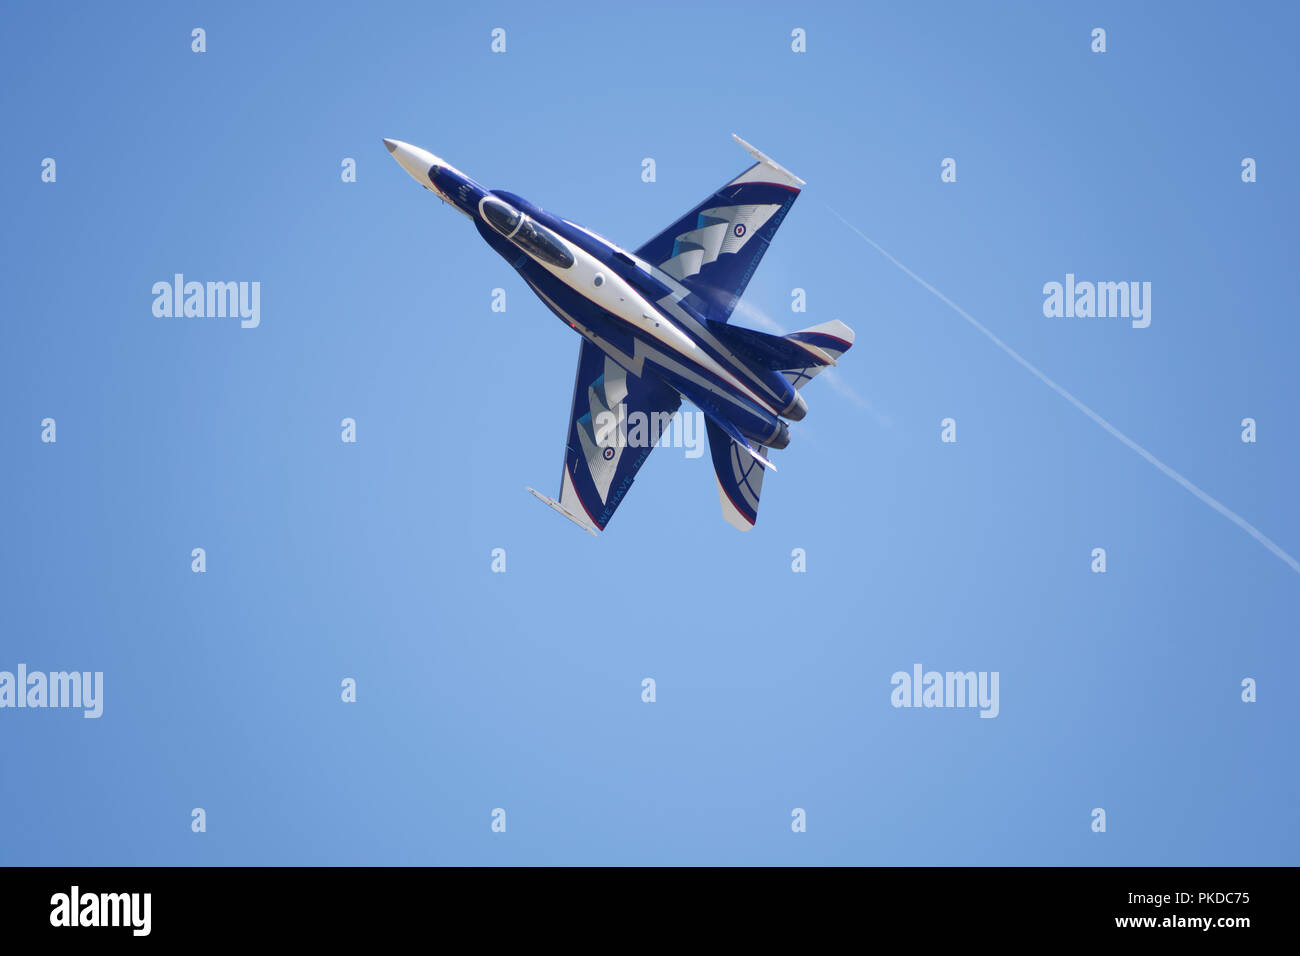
[{"left": 385, "top": 139, "right": 804, "bottom": 449}]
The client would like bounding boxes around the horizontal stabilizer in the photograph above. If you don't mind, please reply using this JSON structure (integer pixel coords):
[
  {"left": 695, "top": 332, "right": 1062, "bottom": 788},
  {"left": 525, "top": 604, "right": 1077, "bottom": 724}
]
[
  {"left": 673, "top": 379, "right": 776, "bottom": 472},
  {"left": 705, "top": 419, "right": 769, "bottom": 531},
  {"left": 709, "top": 414, "right": 777, "bottom": 472},
  {"left": 706, "top": 319, "right": 839, "bottom": 372},
  {"left": 781, "top": 319, "right": 855, "bottom": 390}
]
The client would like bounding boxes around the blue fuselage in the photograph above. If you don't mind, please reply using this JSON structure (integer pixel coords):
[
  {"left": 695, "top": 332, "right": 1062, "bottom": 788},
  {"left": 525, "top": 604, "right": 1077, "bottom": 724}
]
[{"left": 428, "top": 165, "right": 802, "bottom": 449}]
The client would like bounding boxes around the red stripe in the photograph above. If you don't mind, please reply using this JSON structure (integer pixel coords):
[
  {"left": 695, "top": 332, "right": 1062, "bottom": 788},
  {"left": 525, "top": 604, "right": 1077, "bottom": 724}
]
[
  {"left": 568, "top": 465, "right": 607, "bottom": 530},
  {"left": 717, "top": 476, "right": 757, "bottom": 526},
  {"left": 730, "top": 179, "right": 801, "bottom": 193},
  {"left": 794, "top": 332, "right": 852, "bottom": 350}
]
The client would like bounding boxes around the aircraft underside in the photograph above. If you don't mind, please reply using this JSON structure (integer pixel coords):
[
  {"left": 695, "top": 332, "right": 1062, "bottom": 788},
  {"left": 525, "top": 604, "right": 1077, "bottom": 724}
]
[{"left": 386, "top": 133, "right": 855, "bottom": 533}]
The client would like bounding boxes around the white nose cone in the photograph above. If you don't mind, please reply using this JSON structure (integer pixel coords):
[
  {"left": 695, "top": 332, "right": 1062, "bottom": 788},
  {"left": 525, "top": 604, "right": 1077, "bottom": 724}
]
[{"left": 383, "top": 138, "right": 443, "bottom": 187}]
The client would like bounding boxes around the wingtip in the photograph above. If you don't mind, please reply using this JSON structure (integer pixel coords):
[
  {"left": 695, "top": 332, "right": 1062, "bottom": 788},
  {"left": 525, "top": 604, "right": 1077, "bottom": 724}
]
[
  {"left": 732, "top": 133, "right": 807, "bottom": 187},
  {"left": 526, "top": 487, "right": 599, "bottom": 536}
]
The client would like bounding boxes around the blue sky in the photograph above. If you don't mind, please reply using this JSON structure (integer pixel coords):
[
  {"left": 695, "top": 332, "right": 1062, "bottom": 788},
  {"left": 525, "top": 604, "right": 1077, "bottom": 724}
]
[{"left": 1, "top": 0, "right": 1296, "bottom": 864}]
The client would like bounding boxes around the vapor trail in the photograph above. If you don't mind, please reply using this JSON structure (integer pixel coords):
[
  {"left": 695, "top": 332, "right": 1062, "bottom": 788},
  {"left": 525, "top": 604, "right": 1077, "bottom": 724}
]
[{"left": 825, "top": 204, "right": 1300, "bottom": 577}]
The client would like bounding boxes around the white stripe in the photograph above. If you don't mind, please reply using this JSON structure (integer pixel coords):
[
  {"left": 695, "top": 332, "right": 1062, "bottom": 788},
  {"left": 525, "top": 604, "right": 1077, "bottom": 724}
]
[{"left": 528, "top": 281, "right": 780, "bottom": 417}]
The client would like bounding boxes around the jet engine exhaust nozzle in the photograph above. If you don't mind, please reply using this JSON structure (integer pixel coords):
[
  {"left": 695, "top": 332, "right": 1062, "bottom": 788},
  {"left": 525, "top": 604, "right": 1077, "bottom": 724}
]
[{"left": 783, "top": 390, "right": 808, "bottom": 422}]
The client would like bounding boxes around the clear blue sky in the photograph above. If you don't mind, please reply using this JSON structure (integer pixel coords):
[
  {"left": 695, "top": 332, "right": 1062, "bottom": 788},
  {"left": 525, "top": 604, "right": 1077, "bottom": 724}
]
[{"left": 1, "top": 0, "right": 1296, "bottom": 864}]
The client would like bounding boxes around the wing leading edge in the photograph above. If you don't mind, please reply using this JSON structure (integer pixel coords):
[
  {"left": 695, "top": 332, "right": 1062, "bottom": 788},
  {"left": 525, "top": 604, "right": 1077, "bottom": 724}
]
[
  {"left": 632, "top": 135, "right": 803, "bottom": 324},
  {"left": 531, "top": 339, "right": 681, "bottom": 534}
]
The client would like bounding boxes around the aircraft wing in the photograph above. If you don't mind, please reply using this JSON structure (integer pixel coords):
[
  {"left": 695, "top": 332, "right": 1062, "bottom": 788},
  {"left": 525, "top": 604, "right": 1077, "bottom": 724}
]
[
  {"left": 528, "top": 339, "right": 681, "bottom": 534},
  {"left": 633, "top": 135, "right": 803, "bottom": 324}
]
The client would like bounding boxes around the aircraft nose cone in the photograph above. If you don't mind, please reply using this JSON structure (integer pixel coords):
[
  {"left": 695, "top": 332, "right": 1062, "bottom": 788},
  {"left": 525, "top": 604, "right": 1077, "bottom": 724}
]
[{"left": 383, "top": 137, "right": 443, "bottom": 187}]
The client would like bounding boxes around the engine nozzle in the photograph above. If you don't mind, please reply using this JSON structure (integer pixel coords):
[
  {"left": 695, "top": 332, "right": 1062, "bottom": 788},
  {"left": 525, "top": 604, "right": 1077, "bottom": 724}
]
[{"left": 783, "top": 390, "right": 808, "bottom": 421}]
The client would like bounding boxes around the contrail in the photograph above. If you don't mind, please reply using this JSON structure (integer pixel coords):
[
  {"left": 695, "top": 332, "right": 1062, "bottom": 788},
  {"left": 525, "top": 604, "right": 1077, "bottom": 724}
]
[{"left": 825, "top": 203, "right": 1300, "bottom": 577}]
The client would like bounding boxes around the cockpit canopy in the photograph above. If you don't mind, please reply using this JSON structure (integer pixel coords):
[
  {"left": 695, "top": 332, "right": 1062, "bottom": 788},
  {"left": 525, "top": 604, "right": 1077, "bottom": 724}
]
[
  {"left": 480, "top": 197, "right": 573, "bottom": 269},
  {"left": 511, "top": 218, "right": 574, "bottom": 269},
  {"left": 481, "top": 197, "right": 521, "bottom": 237}
]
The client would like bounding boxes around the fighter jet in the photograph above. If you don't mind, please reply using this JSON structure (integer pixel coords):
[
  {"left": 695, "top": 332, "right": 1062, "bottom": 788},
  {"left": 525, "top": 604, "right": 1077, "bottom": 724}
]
[{"left": 384, "top": 135, "right": 854, "bottom": 534}]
